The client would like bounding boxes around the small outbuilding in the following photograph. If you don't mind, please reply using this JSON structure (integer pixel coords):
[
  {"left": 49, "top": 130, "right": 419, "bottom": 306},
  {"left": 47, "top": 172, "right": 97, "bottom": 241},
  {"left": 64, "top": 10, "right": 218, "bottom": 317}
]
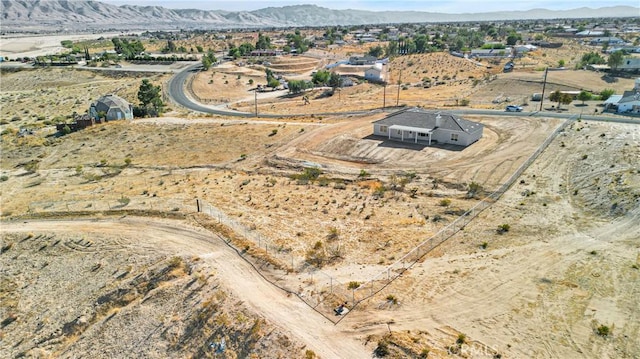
[
  {"left": 372, "top": 107, "right": 484, "bottom": 147},
  {"left": 89, "top": 94, "right": 133, "bottom": 121},
  {"left": 364, "top": 63, "right": 385, "bottom": 83}
]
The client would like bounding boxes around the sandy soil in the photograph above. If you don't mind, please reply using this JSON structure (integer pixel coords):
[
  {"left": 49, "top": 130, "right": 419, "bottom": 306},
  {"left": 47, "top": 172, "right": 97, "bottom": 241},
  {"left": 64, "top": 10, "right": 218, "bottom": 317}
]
[
  {"left": 2, "top": 38, "right": 640, "bottom": 358},
  {"left": 0, "top": 217, "right": 368, "bottom": 358}
]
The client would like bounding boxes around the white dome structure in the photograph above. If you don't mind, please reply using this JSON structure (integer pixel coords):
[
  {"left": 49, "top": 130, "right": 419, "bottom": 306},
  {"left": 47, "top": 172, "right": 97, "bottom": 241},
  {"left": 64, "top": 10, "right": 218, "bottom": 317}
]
[{"left": 89, "top": 94, "right": 133, "bottom": 121}]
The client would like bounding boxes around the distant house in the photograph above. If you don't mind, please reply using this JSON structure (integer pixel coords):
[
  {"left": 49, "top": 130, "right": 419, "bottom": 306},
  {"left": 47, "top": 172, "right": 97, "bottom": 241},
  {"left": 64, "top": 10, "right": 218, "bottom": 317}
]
[
  {"left": 603, "top": 78, "right": 640, "bottom": 113},
  {"left": 589, "top": 37, "right": 625, "bottom": 46},
  {"left": 372, "top": 107, "right": 484, "bottom": 147},
  {"left": 576, "top": 30, "right": 605, "bottom": 37},
  {"left": 89, "top": 94, "right": 133, "bottom": 121},
  {"left": 349, "top": 55, "right": 377, "bottom": 65},
  {"left": 469, "top": 48, "right": 511, "bottom": 59},
  {"left": 364, "top": 63, "right": 384, "bottom": 83},
  {"left": 250, "top": 49, "right": 283, "bottom": 57},
  {"left": 619, "top": 58, "right": 640, "bottom": 72},
  {"left": 616, "top": 91, "right": 640, "bottom": 113}
]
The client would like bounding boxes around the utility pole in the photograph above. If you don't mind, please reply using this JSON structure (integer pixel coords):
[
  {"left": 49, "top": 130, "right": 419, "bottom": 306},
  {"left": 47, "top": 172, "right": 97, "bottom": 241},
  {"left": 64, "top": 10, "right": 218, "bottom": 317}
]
[
  {"left": 254, "top": 90, "right": 258, "bottom": 116},
  {"left": 539, "top": 67, "right": 548, "bottom": 112},
  {"left": 396, "top": 70, "right": 402, "bottom": 107}
]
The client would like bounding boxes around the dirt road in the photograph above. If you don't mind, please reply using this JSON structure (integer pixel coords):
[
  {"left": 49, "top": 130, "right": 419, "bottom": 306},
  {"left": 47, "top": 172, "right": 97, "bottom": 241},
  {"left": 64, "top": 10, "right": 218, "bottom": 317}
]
[{"left": 1, "top": 217, "right": 371, "bottom": 358}]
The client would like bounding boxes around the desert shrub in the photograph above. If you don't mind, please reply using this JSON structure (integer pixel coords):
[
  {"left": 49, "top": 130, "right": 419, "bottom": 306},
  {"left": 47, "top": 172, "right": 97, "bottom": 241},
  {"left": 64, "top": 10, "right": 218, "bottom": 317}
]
[
  {"left": 481, "top": 242, "right": 488, "bottom": 249},
  {"left": 456, "top": 333, "right": 466, "bottom": 345},
  {"left": 596, "top": 324, "right": 610, "bottom": 337},
  {"left": 358, "top": 169, "right": 370, "bottom": 178},
  {"left": 118, "top": 197, "right": 130, "bottom": 206},
  {"left": 347, "top": 281, "right": 361, "bottom": 290},
  {"left": 386, "top": 294, "right": 398, "bottom": 305},
  {"left": 0, "top": 175, "right": 8, "bottom": 182},
  {"left": 439, "top": 198, "right": 451, "bottom": 207},
  {"left": 467, "top": 181, "right": 482, "bottom": 198},
  {"left": 326, "top": 227, "right": 339, "bottom": 241},
  {"left": 497, "top": 224, "right": 510, "bottom": 234},
  {"left": 23, "top": 160, "right": 40, "bottom": 173},
  {"left": 291, "top": 167, "right": 322, "bottom": 183},
  {"left": 168, "top": 256, "right": 183, "bottom": 269},
  {"left": 374, "top": 340, "right": 390, "bottom": 357},
  {"left": 304, "top": 350, "right": 316, "bottom": 359},
  {"left": 317, "top": 176, "right": 330, "bottom": 186},
  {"left": 269, "top": 129, "right": 278, "bottom": 136}
]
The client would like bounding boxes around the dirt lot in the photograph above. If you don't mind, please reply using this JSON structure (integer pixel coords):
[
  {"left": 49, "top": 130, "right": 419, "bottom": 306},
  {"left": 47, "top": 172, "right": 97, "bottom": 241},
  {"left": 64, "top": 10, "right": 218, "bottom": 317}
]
[{"left": 2, "top": 39, "right": 640, "bottom": 358}]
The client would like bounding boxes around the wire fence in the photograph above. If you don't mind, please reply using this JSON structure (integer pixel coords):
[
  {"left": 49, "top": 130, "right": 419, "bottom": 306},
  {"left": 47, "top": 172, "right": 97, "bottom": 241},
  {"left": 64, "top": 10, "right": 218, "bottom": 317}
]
[
  {"left": 350, "top": 114, "right": 577, "bottom": 308},
  {"left": 196, "top": 199, "right": 348, "bottom": 323},
  {"left": 196, "top": 115, "right": 576, "bottom": 323}
]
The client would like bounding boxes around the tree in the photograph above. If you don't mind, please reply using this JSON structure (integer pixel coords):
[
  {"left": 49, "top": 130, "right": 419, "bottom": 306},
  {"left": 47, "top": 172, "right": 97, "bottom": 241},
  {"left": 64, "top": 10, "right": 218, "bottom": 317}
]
[
  {"left": 549, "top": 90, "right": 562, "bottom": 109},
  {"left": 368, "top": 45, "right": 384, "bottom": 58},
  {"left": 137, "top": 79, "right": 163, "bottom": 116},
  {"left": 255, "top": 33, "right": 271, "bottom": 50},
  {"left": 328, "top": 72, "right": 343, "bottom": 89},
  {"left": 577, "top": 91, "right": 591, "bottom": 104},
  {"left": 201, "top": 56, "right": 212, "bottom": 70},
  {"left": 600, "top": 88, "right": 615, "bottom": 101},
  {"left": 608, "top": 50, "right": 624, "bottom": 71},
  {"left": 558, "top": 59, "right": 565, "bottom": 67},
  {"left": 267, "top": 77, "right": 280, "bottom": 89},
  {"left": 288, "top": 79, "right": 311, "bottom": 94},
  {"left": 201, "top": 50, "right": 216, "bottom": 70},
  {"left": 311, "top": 70, "right": 331, "bottom": 85},
  {"left": 506, "top": 33, "right": 520, "bottom": 46},
  {"left": 560, "top": 93, "right": 573, "bottom": 108}
]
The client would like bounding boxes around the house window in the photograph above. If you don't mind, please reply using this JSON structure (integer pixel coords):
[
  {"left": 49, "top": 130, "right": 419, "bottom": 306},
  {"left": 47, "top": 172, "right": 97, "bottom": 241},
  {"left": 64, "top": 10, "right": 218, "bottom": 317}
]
[
  {"left": 419, "top": 132, "right": 427, "bottom": 137},
  {"left": 380, "top": 125, "right": 388, "bottom": 133},
  {"left": 451, "top": 133, "right": 459, "bottom": 142},
  {"left": 397, "top": 130, "right": 402, "bottom": 135}
]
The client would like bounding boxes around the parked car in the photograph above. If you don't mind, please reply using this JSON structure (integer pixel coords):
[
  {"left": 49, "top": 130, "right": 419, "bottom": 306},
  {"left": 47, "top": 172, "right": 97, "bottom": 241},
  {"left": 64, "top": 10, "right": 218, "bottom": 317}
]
[{"left": 505, "top": 105, "right": 523, "bottom": 112}]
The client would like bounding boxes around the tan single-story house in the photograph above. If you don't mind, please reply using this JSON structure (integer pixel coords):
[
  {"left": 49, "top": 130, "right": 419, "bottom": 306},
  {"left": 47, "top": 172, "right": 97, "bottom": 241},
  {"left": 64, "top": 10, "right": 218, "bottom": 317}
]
[{"left": 372, "top": 107, "right": 484, "bottom": 147}]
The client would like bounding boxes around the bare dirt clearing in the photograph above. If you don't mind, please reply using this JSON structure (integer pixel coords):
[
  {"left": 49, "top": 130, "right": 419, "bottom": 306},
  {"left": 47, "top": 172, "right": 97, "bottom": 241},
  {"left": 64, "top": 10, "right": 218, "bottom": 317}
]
[
  {"left": 2, "top": 55, "right": 640, "bottom": 358},
  {"left": 0, "top": 217, "right": 367, "bottom": 358}
]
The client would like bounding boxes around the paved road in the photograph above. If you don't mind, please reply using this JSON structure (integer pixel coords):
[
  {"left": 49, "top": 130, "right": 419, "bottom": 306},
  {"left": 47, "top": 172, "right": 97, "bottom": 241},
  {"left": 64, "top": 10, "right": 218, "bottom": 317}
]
[{"left": 167, "top": 64, "right": 640, "bottom": 125}]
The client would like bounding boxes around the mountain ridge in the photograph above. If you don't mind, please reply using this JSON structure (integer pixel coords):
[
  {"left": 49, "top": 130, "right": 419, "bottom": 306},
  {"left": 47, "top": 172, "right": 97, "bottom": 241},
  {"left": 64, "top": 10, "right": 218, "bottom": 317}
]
[{"left": 1, "top": 0, "right": 638, "bottom": 31}]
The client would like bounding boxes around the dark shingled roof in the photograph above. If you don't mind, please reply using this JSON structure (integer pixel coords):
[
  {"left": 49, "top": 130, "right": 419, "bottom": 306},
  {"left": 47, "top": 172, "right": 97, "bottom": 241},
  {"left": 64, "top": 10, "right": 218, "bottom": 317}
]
[
  {"left": 373, "top": 107, "right": 483, "bottom": 133},
  {"left": 91, "top": 94, "right": 131, "bottom": 114}
]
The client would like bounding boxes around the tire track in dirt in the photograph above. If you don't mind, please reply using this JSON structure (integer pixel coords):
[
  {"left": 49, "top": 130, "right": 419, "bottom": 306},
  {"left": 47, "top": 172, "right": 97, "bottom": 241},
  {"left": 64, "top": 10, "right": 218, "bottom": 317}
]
[{"left": 1, "top": 217, "right": 371, "bottom": 358}]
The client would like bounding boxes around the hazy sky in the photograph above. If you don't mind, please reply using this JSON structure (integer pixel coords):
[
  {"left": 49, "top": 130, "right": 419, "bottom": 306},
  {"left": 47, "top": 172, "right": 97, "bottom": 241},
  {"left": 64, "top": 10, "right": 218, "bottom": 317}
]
[{"left": 101, "top": 0, "right": 640, "bottom": 13}]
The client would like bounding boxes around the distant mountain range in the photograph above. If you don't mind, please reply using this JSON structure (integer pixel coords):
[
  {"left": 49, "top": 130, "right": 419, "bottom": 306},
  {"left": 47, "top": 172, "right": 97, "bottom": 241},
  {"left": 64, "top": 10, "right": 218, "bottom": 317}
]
[{"left": 1, "top": 0, "right": 638, "bottom": 31}]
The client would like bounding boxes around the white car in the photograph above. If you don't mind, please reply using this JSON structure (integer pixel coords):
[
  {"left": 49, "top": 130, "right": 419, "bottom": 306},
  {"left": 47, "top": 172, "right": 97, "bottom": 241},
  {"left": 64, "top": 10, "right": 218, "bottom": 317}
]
[{"left": 505, "top": 105, "right": 523, "bottom": 112}]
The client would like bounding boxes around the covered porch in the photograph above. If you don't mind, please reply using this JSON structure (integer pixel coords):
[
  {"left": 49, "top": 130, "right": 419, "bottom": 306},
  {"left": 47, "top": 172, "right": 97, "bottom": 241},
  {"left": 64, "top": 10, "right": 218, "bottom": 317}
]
[{"left": 387, "top": 125, "right": 433, "bottom": 145}]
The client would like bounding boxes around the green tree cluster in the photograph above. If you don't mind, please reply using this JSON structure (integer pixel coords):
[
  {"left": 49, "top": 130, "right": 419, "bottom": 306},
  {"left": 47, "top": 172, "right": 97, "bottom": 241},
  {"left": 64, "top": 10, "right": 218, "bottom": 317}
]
[
  {"left": 228, "top": 43, "right": 255, "bottom": 59},
  {"left": 255, "top": 33, "right": 272, "bottom": 50},
  {"left": 201, "top": 50, "right": 217, "bottom": 70},
  {"left": 112, "top": 37, "right": 145, "bottom": 59},
  {"left": 286, "top": 30, "right": 309, "bottom": 54},
  {"left": 311, "top": 70, "right": 331, "bottom": 85},
  {"left": 549, "top": 90, "right": 573, "bottom": 109},
  {"left": 287, "top": 79, "right": 314, "bottom": 94}
]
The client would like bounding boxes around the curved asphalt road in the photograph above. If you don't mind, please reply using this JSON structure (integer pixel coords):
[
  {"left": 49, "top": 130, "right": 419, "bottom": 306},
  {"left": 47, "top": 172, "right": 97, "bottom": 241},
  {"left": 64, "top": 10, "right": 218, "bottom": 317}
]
[{"left": 167, "top": 63, "right": 640, "bottom": 125}]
